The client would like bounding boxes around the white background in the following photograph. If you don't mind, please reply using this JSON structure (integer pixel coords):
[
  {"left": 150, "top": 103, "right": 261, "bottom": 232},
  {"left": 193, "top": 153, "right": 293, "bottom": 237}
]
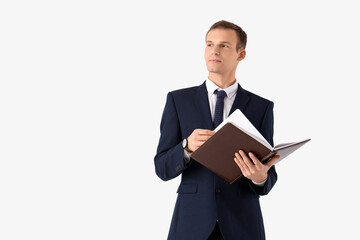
[{"left": 1, "top": 0, "right": 359, "bottom": 239}]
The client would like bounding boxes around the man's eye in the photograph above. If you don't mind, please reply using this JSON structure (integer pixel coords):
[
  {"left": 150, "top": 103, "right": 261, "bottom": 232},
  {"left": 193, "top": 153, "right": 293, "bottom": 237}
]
[
  {"left": 207, "top": 44, "right": 213, "bottom": 47},
  {"left": 222, "top": 45, "right": 228, "bottom": 48}
]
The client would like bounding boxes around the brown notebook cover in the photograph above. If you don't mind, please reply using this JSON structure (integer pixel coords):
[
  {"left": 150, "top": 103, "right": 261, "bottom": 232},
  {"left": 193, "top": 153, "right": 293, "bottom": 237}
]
[{"left": 191, "top": 123, "right": 310, "bottom": 184}]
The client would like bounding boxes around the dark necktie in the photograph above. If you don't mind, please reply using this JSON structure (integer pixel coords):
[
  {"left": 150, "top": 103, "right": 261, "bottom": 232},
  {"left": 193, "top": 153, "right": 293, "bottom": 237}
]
[{"left": 213, "top": 90, "right": 227, "bottom": 128}]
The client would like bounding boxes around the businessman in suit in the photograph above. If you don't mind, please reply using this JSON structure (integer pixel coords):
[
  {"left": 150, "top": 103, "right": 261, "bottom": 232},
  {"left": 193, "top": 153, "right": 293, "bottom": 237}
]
[{"left": 154, "top": 20, "right": 280, "bottom": 240}]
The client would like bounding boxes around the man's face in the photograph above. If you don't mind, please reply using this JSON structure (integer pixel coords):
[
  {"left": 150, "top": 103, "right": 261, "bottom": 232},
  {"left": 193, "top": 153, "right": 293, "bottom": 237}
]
[{"left": 205, "top": 28, "right": 245, "bottom": 76}]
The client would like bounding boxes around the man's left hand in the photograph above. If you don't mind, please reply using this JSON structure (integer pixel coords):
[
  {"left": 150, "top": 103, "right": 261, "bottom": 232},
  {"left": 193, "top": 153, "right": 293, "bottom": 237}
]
[{"left": 234, "top": 150, "right": 280, "bottom": 183}]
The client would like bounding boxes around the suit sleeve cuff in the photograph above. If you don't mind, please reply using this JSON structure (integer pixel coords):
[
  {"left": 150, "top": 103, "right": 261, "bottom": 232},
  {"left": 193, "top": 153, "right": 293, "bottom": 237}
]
[{"left": 252, "top": 178, "right": 267, "bottom": 187}]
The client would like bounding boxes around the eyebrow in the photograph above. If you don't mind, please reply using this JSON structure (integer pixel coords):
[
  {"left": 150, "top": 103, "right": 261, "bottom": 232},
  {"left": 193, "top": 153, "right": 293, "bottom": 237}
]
[{"left": 206, "top": 40, "right": 232, "bottom": 45}]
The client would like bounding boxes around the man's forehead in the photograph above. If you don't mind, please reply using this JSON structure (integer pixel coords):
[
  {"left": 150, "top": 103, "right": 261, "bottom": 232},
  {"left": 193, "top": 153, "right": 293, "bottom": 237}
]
[{"left": 206, "top": 29, "right": 237, "bottom": 42}]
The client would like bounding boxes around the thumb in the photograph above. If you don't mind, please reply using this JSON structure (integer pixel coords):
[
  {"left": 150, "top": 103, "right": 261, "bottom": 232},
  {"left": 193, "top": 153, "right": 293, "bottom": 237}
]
[{"left": 265, "top": 155, "right": 280, "bottom": 168}]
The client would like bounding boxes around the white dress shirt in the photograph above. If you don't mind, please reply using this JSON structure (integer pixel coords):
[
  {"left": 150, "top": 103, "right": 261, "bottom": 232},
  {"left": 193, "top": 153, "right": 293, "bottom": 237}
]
[
  {"left": 184, "top": 79, "right": 266, "bottom": 186},
  {"left": 205, "top": 78, "right": 238, "bottom": 121}
]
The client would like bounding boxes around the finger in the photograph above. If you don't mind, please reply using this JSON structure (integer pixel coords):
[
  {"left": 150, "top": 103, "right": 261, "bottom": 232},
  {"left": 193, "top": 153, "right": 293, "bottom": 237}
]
[
  {"left": 197, "top": 129, "right": 215, "bottom": 136},
  {"left": 238, "top": 150, "right": 254, "bottom": 168},
  {"left": 248, "top": 152, "right": 261, "bottom": 166},
  {"left": 195, "top": 135, "right": 213, "bottom": 142},
  {"left": 194, "top": 137, "right": 213, "bottom": 149},
  {"left": 236, "top": 152, "right": 251, "bottom": 173},
  {"left": 234, "top": 157, "right": 248, "bottom": 176},
  {"left": 195, "top": 141, "right": 207, "bottom": 148},
  {"left": 234, "top": 157, "right": 241, "bottom": 167},
  {"left": 234, "top": 152, "right": 242, "bottom": 163},
  {"left": 265, "top": 155, "right": 280, "bottom": 168}
]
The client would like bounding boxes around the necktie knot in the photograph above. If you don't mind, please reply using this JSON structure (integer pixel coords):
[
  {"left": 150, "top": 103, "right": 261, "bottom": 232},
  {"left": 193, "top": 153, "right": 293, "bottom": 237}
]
[{"left": 215, "top": 90, "right": 227, "bottom": 99}]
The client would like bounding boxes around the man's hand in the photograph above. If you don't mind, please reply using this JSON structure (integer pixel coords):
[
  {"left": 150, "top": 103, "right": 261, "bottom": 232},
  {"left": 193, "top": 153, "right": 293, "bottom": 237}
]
[
  {"left": 187, "top": 129, "right": 215, "bottom": 152},
  {"left": 234, "top": 150, "right": 280, "bottom": 183}
]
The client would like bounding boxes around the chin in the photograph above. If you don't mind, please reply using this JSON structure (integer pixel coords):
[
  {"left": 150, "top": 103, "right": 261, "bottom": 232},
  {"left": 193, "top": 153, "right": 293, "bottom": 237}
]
[
  {"left": 207, "top": 69, "right": 221, "bottom": 74},
  {"left": 206, "top": 65, "right": 218, "bottom": 72}
]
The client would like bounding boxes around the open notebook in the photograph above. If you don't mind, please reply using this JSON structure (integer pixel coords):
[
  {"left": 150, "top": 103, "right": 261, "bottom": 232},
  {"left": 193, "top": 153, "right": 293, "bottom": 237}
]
[{"left": 191, "top": 109, "right": 310, "bottom": 184}]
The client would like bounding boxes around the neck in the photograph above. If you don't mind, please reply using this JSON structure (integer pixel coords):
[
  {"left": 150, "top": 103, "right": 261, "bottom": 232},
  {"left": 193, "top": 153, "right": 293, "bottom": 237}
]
[{"left": 208, "top": 72, "right": 236, "bottom": 89}]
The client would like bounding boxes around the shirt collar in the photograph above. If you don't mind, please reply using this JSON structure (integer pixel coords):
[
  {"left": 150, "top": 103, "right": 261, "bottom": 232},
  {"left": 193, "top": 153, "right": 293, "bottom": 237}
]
[{"left": 206, "top": 78, "right": 238, "bottom": 98}]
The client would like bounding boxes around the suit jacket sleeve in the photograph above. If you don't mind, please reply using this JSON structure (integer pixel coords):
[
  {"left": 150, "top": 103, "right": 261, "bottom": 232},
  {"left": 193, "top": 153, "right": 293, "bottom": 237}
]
[
  {"left": 154, "top": 92, "right": 190, "bottom": 181},
  {"left": 249, "top": 101, "right": 278, "bottom": 195}
]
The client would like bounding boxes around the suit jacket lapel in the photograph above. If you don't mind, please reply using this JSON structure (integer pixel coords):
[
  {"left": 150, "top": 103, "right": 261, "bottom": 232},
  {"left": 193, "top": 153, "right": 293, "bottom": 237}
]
[
  {"left": 229, "top": 83, "right": 250, "bottom": 115},
  {"left": 195, "top": 82, "right": 214, "bottom": 130}
]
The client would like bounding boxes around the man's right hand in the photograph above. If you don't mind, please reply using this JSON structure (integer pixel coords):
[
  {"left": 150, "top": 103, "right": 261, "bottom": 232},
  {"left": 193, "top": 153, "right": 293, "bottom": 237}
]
[{"left": 187, "top": 129, "right": 215, "bottom": 152}]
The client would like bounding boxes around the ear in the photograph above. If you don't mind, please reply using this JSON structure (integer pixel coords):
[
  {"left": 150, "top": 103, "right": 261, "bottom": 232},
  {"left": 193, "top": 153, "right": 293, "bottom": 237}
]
[{"left": 237, "top": 49, "right": 246, "bottom": 61}]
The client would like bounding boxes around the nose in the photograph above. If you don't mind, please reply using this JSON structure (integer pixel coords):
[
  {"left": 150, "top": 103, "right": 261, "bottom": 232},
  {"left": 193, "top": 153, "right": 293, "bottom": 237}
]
[{"left": 212, "top": 46, "right": 220, "bottom": 55}]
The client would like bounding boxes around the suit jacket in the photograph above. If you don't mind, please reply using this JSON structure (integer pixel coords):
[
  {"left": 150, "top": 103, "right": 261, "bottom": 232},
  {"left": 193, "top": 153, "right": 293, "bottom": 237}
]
[{"left": 154, "top": 82, "right": 277, "bottom": 240}]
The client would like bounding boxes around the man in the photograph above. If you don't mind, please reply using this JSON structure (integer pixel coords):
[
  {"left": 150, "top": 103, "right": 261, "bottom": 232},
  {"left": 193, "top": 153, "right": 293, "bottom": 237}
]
[{"left": 154, "top": 20, "right": 280, "bottom": 240}]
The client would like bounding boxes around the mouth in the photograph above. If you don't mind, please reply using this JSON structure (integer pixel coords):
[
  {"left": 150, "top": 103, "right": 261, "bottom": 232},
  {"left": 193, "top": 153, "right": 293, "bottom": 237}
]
[{"left": 209, "top": 59, "right": 222, "bottom": 63}]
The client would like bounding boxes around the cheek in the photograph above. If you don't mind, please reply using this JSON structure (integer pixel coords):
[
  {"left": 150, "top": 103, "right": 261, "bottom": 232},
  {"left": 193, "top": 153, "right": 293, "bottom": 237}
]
[{"left": 204, "top": 49, "right": 210, "bottom": 58}]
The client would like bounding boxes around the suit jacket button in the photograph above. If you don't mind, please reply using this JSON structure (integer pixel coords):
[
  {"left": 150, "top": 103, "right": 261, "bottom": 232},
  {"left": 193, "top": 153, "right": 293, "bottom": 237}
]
[
  {"left": 175, "top": 165, "right": 181, "bottom": 172},
  {"left": 215, "top": 188, "right": 221, "bottom": 194}
]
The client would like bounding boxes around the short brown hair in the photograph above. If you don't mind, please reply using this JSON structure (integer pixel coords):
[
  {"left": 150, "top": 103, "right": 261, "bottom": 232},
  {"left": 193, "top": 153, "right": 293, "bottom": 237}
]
[{"left": 206, "top": 20, "right": 247, "bottom": 51}]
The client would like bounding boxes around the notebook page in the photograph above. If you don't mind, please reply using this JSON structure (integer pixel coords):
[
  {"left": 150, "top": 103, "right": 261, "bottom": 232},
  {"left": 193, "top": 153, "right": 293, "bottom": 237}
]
[{"left": 214, "top": 109, "right": 273, "bottom": 150}]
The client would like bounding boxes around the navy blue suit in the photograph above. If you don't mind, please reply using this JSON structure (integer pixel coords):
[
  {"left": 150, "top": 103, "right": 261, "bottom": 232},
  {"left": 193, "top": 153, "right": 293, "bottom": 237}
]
[{"left": 154, "top": 82, "right": 277, "bottom": 240}]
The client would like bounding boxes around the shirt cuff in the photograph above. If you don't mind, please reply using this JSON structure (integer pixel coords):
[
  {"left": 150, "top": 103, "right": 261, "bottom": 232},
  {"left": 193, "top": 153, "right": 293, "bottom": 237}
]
[
  {"left": 252, "top": 178, "right": 267, "bottom": 187},
  {"left": 183, "top": 149, "right": 192, "bottom": 164}
]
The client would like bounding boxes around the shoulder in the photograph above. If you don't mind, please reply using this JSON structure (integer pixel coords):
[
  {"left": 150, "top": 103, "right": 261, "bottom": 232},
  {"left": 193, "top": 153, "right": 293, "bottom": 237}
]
[
  {"left": 243, "top": 87, "right": 274, "bottom": 107},
  {"left": 169, "top": 85, "right": 199, "bottom": 97},
  {"left": 167, "top": 83, "right": 203, "bottom": 102}
]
